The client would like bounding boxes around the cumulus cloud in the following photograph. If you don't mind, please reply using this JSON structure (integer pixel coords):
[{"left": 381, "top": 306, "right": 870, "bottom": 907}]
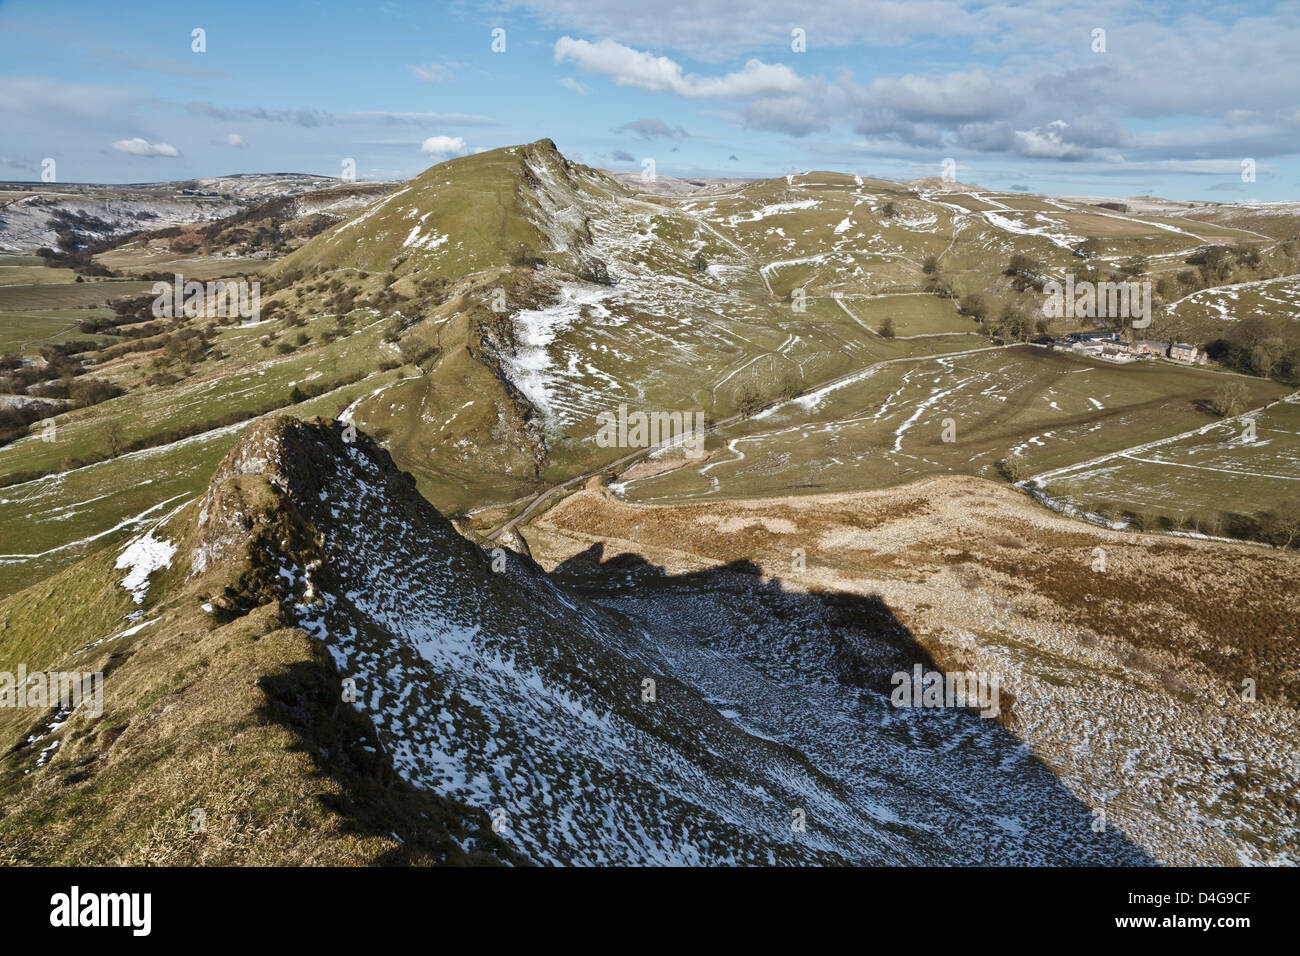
[
  {"left": 1013, "top": 121, "right": 1090, "bottom": 161},
  {"left": 222, "top": 133, "right": 247, "bottom": 148},
  {"left": 420, "top": 135, "right": 469, "bottom": 158},
  {"left": 110, "top": 137, "right": 179, "bottom": 157},
  {"left": 555, "top": 37, "right": 804, "bottom": 98},
  {"left": 536, "top": 4, "right": 1300, "bottom": 178},
  {"left": 956, "top": 120, "right": 1014, "bottom": 152},
  {"left": 741, "top": 94, "right": 831, "bottom": 137},
  {"left": 554, "top": 39, "right": 1023, "bottom": 144}
]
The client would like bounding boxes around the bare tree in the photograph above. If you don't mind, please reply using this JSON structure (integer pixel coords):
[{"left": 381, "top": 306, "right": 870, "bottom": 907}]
[
  {"left": 1212, "top": 379, "right": 1249, "bottom": 417},
  {"left": 105, "top": 420, "right": 126, "bottom": 458},
  {"left": 1262, "top": 497, "right": 1300, "bottom": 549},
  {"left": 734, "top": 379, "right": 765, "bottom": 417}
]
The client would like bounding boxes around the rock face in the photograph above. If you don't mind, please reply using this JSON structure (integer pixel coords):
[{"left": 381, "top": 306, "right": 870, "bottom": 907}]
[
  {"left": 194, "top": 417, "right": 856, "bottom": 863},
  {"left": 178, "top": 416, "right": 1151, "bottom": 865}
]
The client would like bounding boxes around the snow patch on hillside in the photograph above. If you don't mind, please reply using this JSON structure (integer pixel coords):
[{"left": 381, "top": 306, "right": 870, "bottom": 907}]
[
  {"left": 499, "top": 283, "right": 615, "bottom": 427},
  {"left": 116, "top": 532, "right": 177, "bottom": 604}
]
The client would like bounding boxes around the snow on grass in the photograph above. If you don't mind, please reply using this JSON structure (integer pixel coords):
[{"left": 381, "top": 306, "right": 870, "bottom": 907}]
[
  {"left": 727, "top": 199, "right": 819, "bottom": 224},
  {"left": 498, "top": 282, "right": 615, "bottom": 428},
  {"left": 115, "top": 532, "right": 177, "bottom": 604},
  {"left": 981, "top": 210, "right": 1081, "bottom": 250}
]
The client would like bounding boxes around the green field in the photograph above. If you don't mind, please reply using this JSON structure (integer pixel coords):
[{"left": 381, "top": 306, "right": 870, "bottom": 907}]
[
  {"left": 615, "top": 347, "right": 1288, "bottom": 504},
  {"left": 1031, "top": 392, "right": 1300, "bottom": 523},
  {"left": 0, "top": 255, "right": 78, "bottom": 286},
  {"left": 0, "top": 279, "right": 155, "bottom": 310},
  {"left": 833, "top": 292, "right": 977, "bottom": 336},
  {"left": 0, "top": 310, "right": 401, "bottom": 479},
  {"left": 0, "top": 369, "right": 398, "bottom": 597},
  {"left": 94, "top": 248, "right": 274, "bottom": 279},
  {"left": 0, "top": 308, "right": 115, "bottom": 354}
]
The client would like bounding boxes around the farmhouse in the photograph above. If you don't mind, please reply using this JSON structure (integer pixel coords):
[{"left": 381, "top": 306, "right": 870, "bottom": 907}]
[
  {"left": 1169, "top": 343, "right": 1207, "bottom": 364},
  {"left": 1064, "top": 331, "right": 1119, "bottom": 344},
  {"left": 1059, "top": 339, "right": 1135, "bottom": 363},
  {"left": 1091, "top": 344, "right": 1135, "bottom": 363},
  {"left": 1128, "top": 340, "right": 1170, "bottom": 358}
]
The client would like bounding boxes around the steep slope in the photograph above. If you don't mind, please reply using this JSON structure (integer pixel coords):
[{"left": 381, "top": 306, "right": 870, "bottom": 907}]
[
  {"left": 276, "top": 139, "right": 616, "bottom": 280},
  {"left": 1, "top": 417, "right": 1151, "bottom": 864},
  {"left": 0, "top": 421, "right": 523, "bottom": 865},
  {"left": 193, "top": 417, "right": 874, "bottom": 864}
]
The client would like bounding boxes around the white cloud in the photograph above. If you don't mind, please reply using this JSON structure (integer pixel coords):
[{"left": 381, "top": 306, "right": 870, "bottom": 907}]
[
  {"left": 615, "top": 117, "right": 687, "bottom": 140},
  {"left": 410, "top": 63, "right": 454, "bottom": 83},
  {"left": 110, "top": 137, "right": 180, "bottom": 157},
  {"left": 559, "top": 77, "right": 587, "bottom": 95},
  {"left": 420, "top": 135, "right": 469, "bottom": 158},
  {"left": 523, "top": 1, "right": 978, "bottom": 61},
  {"left": 1013, "top": 121, "right": 1090, "bottom": 160},
  {"left": 187, "top": 102, "right": 499, "bottom": 128},
  {"left": 538, "top": 5, "right": 1300, "bottom": 174},
  {"left": 222, "top": 133, "right": 247, "bottom": 148},
  {"left": 554, "top": 37, "right": 804, "bottom": 98}
]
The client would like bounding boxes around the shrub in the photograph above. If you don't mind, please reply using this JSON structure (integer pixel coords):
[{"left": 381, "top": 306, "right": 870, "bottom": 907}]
[
  {"left": 67, "top": 378, "right": 124, "bottom": 407},
  {"left": 958, "top": 294, "right": 988, "bottom": 322},
  {"left": 735, "top": 380, "right": 765, "bottom": 416}
]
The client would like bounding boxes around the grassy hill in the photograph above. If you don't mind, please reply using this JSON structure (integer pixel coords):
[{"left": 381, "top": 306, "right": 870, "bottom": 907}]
[
  {"left": 4, "top": 140, "right": 1300, "bottom": 601},
  {"left": 2, "top": 141, "right": 1299, "bottom": 866},
  {"left": 275, "top": 139, "right": 617, "bottom": 280},
  {"left": 0, "top": 416, "right": 1155, "bottom": 864}
]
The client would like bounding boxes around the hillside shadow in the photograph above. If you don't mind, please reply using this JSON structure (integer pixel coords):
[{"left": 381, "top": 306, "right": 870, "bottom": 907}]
[
  {"left": 255, "top": 652, "right": 528, "bottom": 866},
  {"left": 551, "top": 541, "right": 1155, "bottom": 866}
]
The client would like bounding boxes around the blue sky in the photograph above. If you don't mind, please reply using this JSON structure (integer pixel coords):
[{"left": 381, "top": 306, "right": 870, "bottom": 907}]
[{"left": 2, "top": 0, "right": 1298, "bottom": 200}]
